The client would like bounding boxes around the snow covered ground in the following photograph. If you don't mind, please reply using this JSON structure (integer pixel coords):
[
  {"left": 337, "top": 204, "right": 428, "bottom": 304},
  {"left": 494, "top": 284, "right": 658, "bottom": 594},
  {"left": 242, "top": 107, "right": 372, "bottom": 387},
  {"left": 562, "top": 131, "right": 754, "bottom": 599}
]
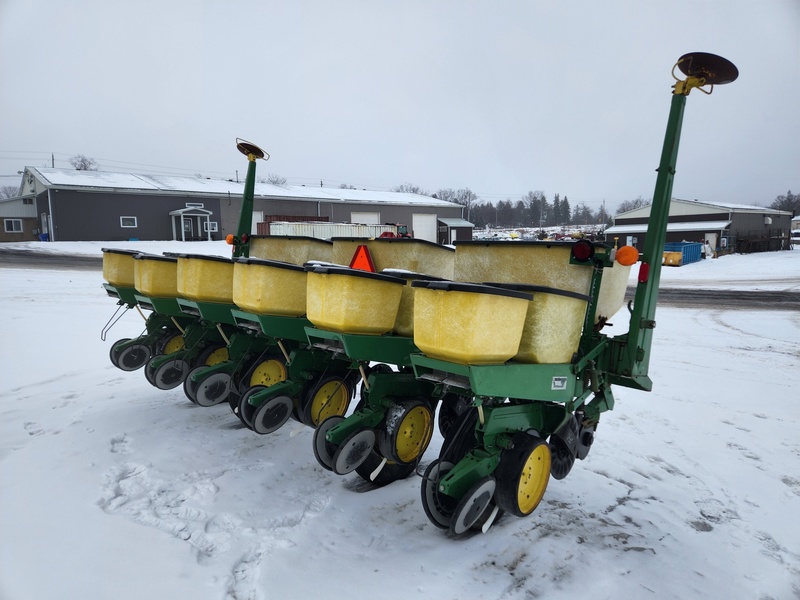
[{"left": 1, "top": 242, "right": 799, "bottom": 600}]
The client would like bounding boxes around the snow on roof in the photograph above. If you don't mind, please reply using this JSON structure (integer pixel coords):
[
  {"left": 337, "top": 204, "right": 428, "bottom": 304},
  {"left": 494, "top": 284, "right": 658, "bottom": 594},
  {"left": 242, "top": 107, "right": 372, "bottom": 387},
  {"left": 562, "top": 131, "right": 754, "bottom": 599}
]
[
  {"left": 674, "top": 198, "right": 789, "bottom": 214},
  {"left": 26, "top": 167, "right": 459, "bottom": 208},
  {"left": 605, "top": 220, "right": 733, "bottom": 234}
]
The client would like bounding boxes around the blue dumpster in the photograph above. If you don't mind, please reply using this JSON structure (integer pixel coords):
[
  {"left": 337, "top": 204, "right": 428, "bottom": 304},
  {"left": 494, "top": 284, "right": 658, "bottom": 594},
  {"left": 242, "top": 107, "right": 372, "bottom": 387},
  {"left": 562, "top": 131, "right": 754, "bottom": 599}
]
[{"left": 663, "top": 242, "right": 702, "bottom": 265}]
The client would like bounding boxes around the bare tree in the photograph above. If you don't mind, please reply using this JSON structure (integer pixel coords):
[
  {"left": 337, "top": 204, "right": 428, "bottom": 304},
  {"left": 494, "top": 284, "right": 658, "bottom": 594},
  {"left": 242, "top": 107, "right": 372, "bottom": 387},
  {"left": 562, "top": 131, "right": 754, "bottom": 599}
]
[
  {"left": 69, "top": 154, "right": 98, "bottom": 171},
  {"left": 393, "top": 183, "right": 429, "bottom": 196},
  {"left": 266, "top": 174, "right": 287, "bottom": 185},
  {"left": 615, "top": 196, "right": 651, "bottom": 214},
  {"left": 0, "top": 185, "right": 20, "bottom": 198},
  {"left": 770, "top": 190, "right": 799, "bottom": 214}
]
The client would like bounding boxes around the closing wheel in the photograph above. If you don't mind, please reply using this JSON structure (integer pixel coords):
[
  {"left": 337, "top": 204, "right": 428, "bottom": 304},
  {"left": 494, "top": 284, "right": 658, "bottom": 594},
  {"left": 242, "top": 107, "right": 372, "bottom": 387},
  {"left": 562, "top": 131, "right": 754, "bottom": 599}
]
[
  {"left": 251, "top": 394, "right": 294, "bottom": 435},
  {"left": 194, "top": 372, "right": 233, "bottom": 407},
  {"left": 111, "top": 338, "right": 152, "bottom": 371},
  {"left": 354, "top": 449, "right": 417, "bottom": 487},
  {"left": 183, "top": 365, "right": 205, "bottom": 403},
  {"left": 313, "top": 415, "right": 344, "bottom": 471},
  {"left": 152, "top": 359, "right": 191, "bottom": 390},
  {"left": 144, "top": 358, "right": 158, "bottom": 386},
  {"left": 157, "top": 331, "right": 185, "bottom": 355},
  {"left": 450, "top": 477, "right": 497, "bottom": 537},
  {"left": 494, "top": 434, "right": 551, "bottom": 518},
  {"left": 332, "top": 428, "right": 376, "bottom": 475},
  {"left": 237, "top": 385, "right": 267, "bottom": 428},
  {"left": 109, "top": 338, "right": 131, "bottom": 368},
  {"left": 437, "top": 393, "right": 472, "bottom": 439},
  {"left": 378, "top": 398, "right": 434, "bottom": 465},
  {"left": 421, "top": 459, "right": 457, "bottom": 529},
  {"left": 301, "top": 376, "right": 352, "bottom": 427},
  {"left": 549, "top": 415, "right": 579, "bottom": 480},
  {"left": 244, "top": 356, "right": 287, "bottom": 389}
]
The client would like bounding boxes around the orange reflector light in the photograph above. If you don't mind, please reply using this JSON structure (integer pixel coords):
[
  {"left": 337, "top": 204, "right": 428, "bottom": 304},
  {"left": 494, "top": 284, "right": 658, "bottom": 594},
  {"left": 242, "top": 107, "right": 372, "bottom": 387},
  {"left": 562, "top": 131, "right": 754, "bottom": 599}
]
[
  {"left": 349, "top": 244, "right": 376, "bottom": 272},
  {"left": 638, "top": 262, "right": 650, "bottom": 283},
  {"left": 226, "top": 234, "right": 235, "bottom": 245},
  {"left": 616, "top": 245, "right": 639, "bottom": 266}
]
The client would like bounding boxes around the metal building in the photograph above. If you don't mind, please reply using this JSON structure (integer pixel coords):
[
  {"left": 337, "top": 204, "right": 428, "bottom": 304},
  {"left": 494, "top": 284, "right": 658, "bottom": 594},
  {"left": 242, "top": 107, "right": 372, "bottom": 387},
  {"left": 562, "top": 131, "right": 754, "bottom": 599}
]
[
  {"left": 604, "top": 198, "right": 793, "bottom": 253},
  {"left": 15, "top": 167, "right": 469, "bottom": 244}
]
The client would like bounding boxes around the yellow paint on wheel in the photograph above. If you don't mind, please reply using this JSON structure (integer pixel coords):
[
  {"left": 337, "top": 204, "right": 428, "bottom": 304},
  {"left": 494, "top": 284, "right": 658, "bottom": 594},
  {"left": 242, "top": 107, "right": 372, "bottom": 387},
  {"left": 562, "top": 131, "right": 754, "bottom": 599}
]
[
  {"left": 394, "top": 405, "right": 433, "bottom": 464},
  {"left": 308, "top": 380, "right": 350, "bottom": 426},
  {"left": 203, "top": 347, "right": 229, "bottom": 366},
  {"left": 163, "top": 334, "right": 185, "bottom": 355},
  {"left": 516, "top": 443, "right": 551, "bottom": 516},
  {"left": 248, "top": 359, "right": 287, "bottom": 388}
]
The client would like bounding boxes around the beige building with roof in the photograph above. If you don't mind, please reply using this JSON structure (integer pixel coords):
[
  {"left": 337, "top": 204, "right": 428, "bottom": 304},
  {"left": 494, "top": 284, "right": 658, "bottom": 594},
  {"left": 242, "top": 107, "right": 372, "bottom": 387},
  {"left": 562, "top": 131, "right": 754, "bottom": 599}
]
[{"left": 605, "top": 198, "right": 793, "bottom": 253}]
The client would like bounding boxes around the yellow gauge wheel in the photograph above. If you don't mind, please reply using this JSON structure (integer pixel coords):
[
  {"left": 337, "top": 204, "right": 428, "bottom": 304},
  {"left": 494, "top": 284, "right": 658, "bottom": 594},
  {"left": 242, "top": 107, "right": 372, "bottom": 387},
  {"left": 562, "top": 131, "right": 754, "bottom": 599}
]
[
  {"left": 516, "top": 442, "right": 551, "bottom": 515},
  {"left": 495, "top": 435, "right": 551, "bottom": 517},
  {"left": 248, "top": 359, "right": 287, "bottom": 388},
  {"left": 162, "top": 334, "right": 185, "bottom": 355},
  {"left": 203, "top": 347, "right": 229, "bottom": 366},
  {"left": 307, "top": 379, "right": 350, "bottom": 426},
  {"left": 382, "top": 400, "right": 434, "bottom": 465}
]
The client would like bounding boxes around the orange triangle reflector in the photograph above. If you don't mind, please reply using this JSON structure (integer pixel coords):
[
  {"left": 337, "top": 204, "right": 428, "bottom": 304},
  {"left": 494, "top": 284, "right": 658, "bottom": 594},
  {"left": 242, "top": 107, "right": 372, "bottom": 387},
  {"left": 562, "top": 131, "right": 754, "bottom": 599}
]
[{"left": 349, "top": 244, "right": 376, "bottom": 272}]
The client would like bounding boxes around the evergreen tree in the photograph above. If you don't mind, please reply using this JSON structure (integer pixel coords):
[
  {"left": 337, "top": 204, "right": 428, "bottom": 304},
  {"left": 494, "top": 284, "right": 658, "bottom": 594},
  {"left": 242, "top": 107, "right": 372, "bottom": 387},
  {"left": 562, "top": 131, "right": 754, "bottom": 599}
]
[
  {"left": 770, "top": 190, "right": 799, "bottom": 214},
  {"left": 562, "top": 196, "right": 572, "bottom": 224}
]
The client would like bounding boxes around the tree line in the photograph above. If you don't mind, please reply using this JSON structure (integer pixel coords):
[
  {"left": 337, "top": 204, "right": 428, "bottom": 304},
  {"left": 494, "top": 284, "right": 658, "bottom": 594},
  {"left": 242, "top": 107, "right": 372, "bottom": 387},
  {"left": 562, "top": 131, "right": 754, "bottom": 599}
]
[{"left": 394, "top": 184, "right": 612, "bottom": 229}]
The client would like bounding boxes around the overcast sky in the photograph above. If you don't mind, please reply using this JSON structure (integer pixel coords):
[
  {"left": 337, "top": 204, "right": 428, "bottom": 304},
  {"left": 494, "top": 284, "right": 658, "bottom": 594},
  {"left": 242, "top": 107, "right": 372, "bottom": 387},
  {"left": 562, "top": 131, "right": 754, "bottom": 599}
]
[{"left": 1, "top": 0, "right": 797, "bottom": 211}]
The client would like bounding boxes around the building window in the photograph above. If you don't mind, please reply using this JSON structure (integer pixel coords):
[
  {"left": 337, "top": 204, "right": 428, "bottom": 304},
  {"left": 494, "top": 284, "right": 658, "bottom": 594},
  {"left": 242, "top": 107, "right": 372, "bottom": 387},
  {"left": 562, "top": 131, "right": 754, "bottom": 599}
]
[
  {"left": 4, "top": 219, "right": 23, "bottom": 233},
  {"left": 120, "top": 216, "right": 138, "bottom": 228},
  {"left": 186, "top": 202, "right": 204, "bottom": 208},
  {"left": 204, "top": 221, "right": 218, "bottom": 232},
  {"left": 23, "top": 198, "right": 33, "bottom": 205}
]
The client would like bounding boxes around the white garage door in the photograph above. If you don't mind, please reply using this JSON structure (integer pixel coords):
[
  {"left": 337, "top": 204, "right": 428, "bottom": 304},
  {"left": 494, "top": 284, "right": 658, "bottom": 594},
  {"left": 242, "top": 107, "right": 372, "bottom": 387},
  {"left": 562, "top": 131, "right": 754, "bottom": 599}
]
[
  {"left": 412, "top": 213, "right": 437, "bottom": 243},
  {"left": 350, "top": 212, "right": 380, "bottom": 224}
]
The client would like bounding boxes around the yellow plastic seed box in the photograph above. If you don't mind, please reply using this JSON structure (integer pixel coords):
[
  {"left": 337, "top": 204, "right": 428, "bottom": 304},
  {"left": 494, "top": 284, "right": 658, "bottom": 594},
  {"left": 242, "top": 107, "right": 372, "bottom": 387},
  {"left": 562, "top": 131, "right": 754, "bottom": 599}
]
[
  {"left": 101, "top": 248, "right": 139, "bottom": 288},
  {"left": 133, "top": 253, "right": 179, "bottom": 298},
  {"left": 486, "top": 283, "right": 590, "bottom": 364},
  {"left": 233, "top": 258, "right": 307, "bottom": 316},
  {"left": 249, "top": 235, "right": 333, "bottom": 265},
  {"left": 176, "top": 254, "right": 235, "bottom": 303},
  {"left": 367, "top": 238, "right": 455, "bottom": 280},
  {"left": 305, "top": 265, "right": 405, "bottom": 335},
  {"left": 411, "top": 280, "right": 532, "bottom": 365},
  {"left": 454, "top": 240, "right": 593, "bottom": 295}
]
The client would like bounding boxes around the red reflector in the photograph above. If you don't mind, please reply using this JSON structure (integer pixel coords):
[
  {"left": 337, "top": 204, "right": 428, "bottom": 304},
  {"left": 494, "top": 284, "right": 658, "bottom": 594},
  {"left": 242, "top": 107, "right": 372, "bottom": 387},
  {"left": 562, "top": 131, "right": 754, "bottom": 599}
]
[
  {"left": 349, "top": 244, "right": 376, "bottom": 272},
  {"left": 241, "top": 233, "right": 249, "bottom": 244},
  {"left": 638, "top": 262, "right": 650, "bottom": 283},
  {"left": 572, "top": 240, "right": 594, "bottom": 261}
]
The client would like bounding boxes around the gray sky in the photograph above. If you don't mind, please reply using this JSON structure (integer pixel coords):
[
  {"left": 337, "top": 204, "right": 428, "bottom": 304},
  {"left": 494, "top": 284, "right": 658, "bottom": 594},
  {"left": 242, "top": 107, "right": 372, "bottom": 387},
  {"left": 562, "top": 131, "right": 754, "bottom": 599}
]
[{"left": 1, "top": 0, "right": 798, "bottom": 212}]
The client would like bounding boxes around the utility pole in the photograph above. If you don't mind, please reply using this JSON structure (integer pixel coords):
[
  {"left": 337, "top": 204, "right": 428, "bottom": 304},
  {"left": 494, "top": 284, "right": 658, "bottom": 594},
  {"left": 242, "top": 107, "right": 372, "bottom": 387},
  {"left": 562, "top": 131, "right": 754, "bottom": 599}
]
[{"left": 51, "top": 153, "right": 54, "bottom": 168}]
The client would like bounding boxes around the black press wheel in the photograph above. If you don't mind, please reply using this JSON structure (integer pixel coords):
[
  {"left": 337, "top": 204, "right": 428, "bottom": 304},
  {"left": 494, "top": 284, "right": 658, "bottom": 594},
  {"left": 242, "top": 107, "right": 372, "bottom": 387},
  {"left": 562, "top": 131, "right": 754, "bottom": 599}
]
[
  {"left": 109, "top": 338, "right": 131, "bottom": 368},
  {"left": 437, "top": 393, "right": 473, "bottom": 439},
  {"left": 183, "top": 365, "right": 205, "bottom": 403},
  {"left": 152, "top": 358, "right": 191, "bottom": 390},
  {"left": 549, "top": 415, "right": 579, "bottom": 480},
  {"left": 332, "top": 428, "right": 376, "bottom": 475},
  {"left": 421, "top": 459, "right": 458, "bottom": 529},
  {"left": 237, "top": 385, "right": 267, "bottom": 428},
  {"left": 354, "top": 449, "right": 417, "bottom": 487},
  {"left": 313, "top": 416, "right": 344, "bottom": 471},
  {"left": 251, "top": 394, "right": 294, "bottom": 435},
  {"left": 449, "top": 476, "right": 497, "bottom": 537},
  {"left": 193, "top": 371, "right": 233, "bottom": 407}
]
